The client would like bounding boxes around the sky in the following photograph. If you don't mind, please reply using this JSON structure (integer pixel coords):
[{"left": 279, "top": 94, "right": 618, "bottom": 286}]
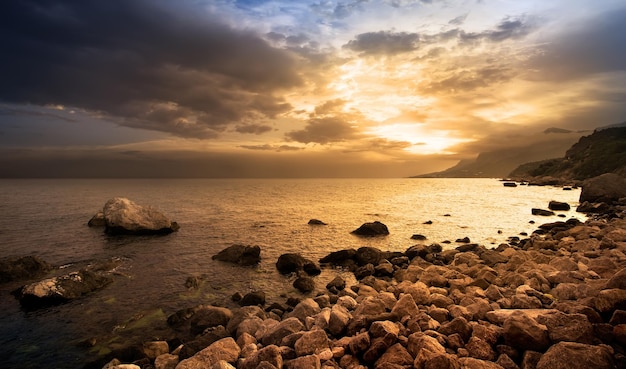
[{"left": 1, "top": 0, "right": 625, "bottom": 177}]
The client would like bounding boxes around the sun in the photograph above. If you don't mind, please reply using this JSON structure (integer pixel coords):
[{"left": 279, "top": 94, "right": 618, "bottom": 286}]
[{"left": 366, "top": 123, "right": 472, "bottom": 155}]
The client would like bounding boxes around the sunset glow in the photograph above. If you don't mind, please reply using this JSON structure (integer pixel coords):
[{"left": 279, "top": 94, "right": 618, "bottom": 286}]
[{"left": 1, "top": 0, "right": 625, "bottom": 177}]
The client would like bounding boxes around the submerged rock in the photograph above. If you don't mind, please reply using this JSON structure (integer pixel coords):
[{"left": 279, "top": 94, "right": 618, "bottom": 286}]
[
  {"left": 102, "top": 197, "right": 179, "bottom": 235},
  {"left": 212, "top": 244, "right": 261, "bottom": 266},
  {"left": 351, "top": 221, "right": 389, "bottom": 236},
  {"left": 87, "top": 211, "right": 106, "bottom": 227},
  {"left": 308, "top": 219, "right": 327, "bottom": 225},
  {"left": 0, "top": 255, "right": 52, "bottom": 283},
  {"left": 548, "top": 201, "right": 571, "bottom": 211},
  {"left": 532, "top": 208, "right": 555, "bottom": 216},
  {"left": 13, "top": 269, "right": 112, "bottom": 309}
]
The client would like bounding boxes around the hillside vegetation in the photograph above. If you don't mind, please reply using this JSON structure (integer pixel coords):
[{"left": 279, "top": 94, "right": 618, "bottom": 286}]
[{"left": 509, "top": 126, "right": 626, "bottom": 181}]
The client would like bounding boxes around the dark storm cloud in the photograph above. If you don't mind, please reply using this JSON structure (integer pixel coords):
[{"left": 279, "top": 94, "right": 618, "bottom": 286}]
[
  {"left": 344, "top": 31, "right": 420, "bottom": 55},
  {"left": 0, "top": 0, "right": 301, "bottom": 138},
  {"left": 529, "top": 7, "right": 626, "bottom": 81}
]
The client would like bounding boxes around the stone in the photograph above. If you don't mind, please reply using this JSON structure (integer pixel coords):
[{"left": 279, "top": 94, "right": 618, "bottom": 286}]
[
  {"left": 284, "top": 355, "right": 321, "bottom": 369},
  {"left": 328, "top": 304, "right": 351, "bottom": 336},
  {"left": 536, "top": 342, "right": 615, "bottom": 369},
  {"left": 155, "top": 353, "right": 179, "bottom": 369},
  {"left": 287, "top": 298, "right": 321, "bottom": 323},
  {"left": 319, "top": 249, "right": 357, "bottom": 265},
  {"left": 293, "top": 277, "right": 315, "bottom": 293},
  {"left": 189, "top": 306, "right": 233, "bottom": 335},
  {"left": 308, "top": 219, "right": 327, "bottom": 225},
  {"left": 276, "top": 253, "right": 308, "bottom": 274},
  {"left": 294, "top": 329, "right": 329, "bottom": 356},
  {"left": 375, "top": 343, "right": 413, "bottom": 368},
  {"left": 532, "top": 208, "right": 555, "bottom": 216},
  {"left": 594, "top": 289, "right": 626, "bottom": 314},
  {"left": 226, "top": 306, "right": 266, "bottom": 335},
  {"left": 495, "top": 354, "right": 518, "bottom": 369},
  {"left": 465, "top": 337, "right": 496, "bottom": 361},
  {"left": 0, "top": 255, "right": 53, "bottom": 283},
  {"left": 536, "top": 311, "right": 594, "bottom": 344},
  {"left": 605, "top": 267, "right": 626, "bottom": 290},
  {"left": 391, "top": 293, "right": 419, "bottom": 319},
  {"left": 326, "top": 276, "right": 346, "bottom": 291},
  {"left": 239, "top": 345, "right": 283, "bottom": 369},
  {"left": 239, "top": 291, "right": 265, "bottom": 307},
  {"left": 210, "top": 361, "right": 236, "bottom": 369},
  {"left": 13, "top": 269, "right": 112, "bottom": 309},
  {"left": 349, "top": 331, "right": 371, "bottom": 355},
  {"left": 417, "top": 353, "right": 461, "bottom": 369},
  {"left": 407, "top": 332, "right": 446, "bottom": 357},
  {"left": 176, "top": 337, "right": 240, "bottom": 369},
  {"left": 212, "top": 244, "right": 261, "bottom": 266},
  {"left": 355, "top": 246, "right": 384, "bottom": 266},
  {"left": 102, "top": 197, "right": 178, "bottom": 235},
  {"left": 370, "top": 320, "right": 400, "bottom": 345},
  {"left": 351, "top": 221, "right": 390, "bottom": 236},
  {"left": 178, "top": 326, "right": 230, "bottom": 360},
  {"left": 548, "top": 201, "right": 570, "bottom": 211},
  {"left": 457, "top": 357, "right": 505, "bottom": 369},
  {"left": 502, "top": 311, "right": 550, "bottom": 352},
  {"left": 88, "top": 211, "right": 106, "bottom": 227},
  {"left": 143, "top": 341, "right": 170, "bottom": 360},
  {"left": 580, "top": 173, "right": 626, "bottom": 203},
  {"left": 261, "top": 317, "right": 305, "bottom": 346},
  {"left": 439, "top": 317, "right": 473, "bottom": 343}
]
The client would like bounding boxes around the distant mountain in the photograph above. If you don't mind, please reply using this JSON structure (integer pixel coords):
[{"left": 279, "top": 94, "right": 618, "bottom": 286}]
[
  {"left": 509, "top": 126, "right": 626, "bottom": 181},
  {"left": 413, "top": 130, "right": 582, "bottom": 178}
]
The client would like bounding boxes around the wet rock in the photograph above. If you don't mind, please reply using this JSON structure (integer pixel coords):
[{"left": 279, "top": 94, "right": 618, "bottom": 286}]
[
  {"left": 293, "top": 277, "right": 315, "bottom": 293},
  {"left": 189, "top": 306, "right": 233, "bottom": 336},
  {"left": 0, "top": 255, "right": 52, "bottom": 283},
  {"left": 326, "top": 276, "right": 346, "bottom": 291},
  {"left": 13, "top": 269, "right": 112, "bottom": 309},
  {"left": 351, "top": 221, "right": 390, "bottom": 236},
  {"left": 412, "top": 234, "right": 428, "bottom": 240},
  {"left": 102, "top": 197, "right": 179, "bottom": 235},
  {"left": 456, "top": 237, "right": 471, "bottom": 243},
  {"left": 239, "top": 291, "right": 265, "bottom": 307},
  {"left": 548, "top": 201, "right": 571, "bottom": 211},
  {"left": 276, "top": 253, "right": 320, "bottom": 276},
  {"left": 536, "top": 342, "right": 615, "bottom": 369},
  {"left": 319, "top": 249, "right": 357, "bottom": 266},
  {"left": 532, "top": 208, "right": 555, "bottom": 216},
  {"left": 308, "top": 219, "right": 327, "bottom": 225},
  {"left": 212, "top": 244, "right": 261, "bottom": 266},
  {"left": 355, "top": 246, "right": 384, "bottom": 266}
]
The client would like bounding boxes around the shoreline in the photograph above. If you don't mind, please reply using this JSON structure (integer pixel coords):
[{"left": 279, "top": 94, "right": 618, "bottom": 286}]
[{"left": 84, "top": 198, "right": 626, "bottom": 369}]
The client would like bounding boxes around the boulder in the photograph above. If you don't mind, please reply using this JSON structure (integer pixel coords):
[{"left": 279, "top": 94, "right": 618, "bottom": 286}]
[
  {"left": 212, "top": 244, "right": 261, "bottom": 266},
  {"left": 308, "top": 219, "right": 327, "bottom": 225},
  {"left": 536, "top": 342, "right": 615, "bottom": 369},
  {"left": 13, "top": 269, "right": 112, "bottom": 309},
  {"left": 536, "top": 311, "right": 593, "bottom": 344},
  {"left": 605, "top": 267, "right": 626, "bottom": 290},
  {"left": 580, "top": 173, "right": 626, "bottom": 203},
  {"left": 226, "top": 306, "right": 266, "bottom": 335},
  {"left": 294, "top": 329, "right": 329, "bottom": 356},
  {"left": 175, "top": 337, "right": 240, "bottom": 369},
  {"left": 0, "top": 255, "right": 52, "bottom": 283},
  {"left": 293, "top": 277, "right": 315, "bottom": 293},
  {"left": 351, "top": 221, "right": 389, "bottom": 236},
  {"left": 102, "top": 197, "right": 179, "bottom": 235},
  {"left": 239, "top": 345, "right": 283, "bottom": 369},
  {"left": 502, "top": 311, "right": 550, "bottom": 352},
  {"left": 260, "top": 317, "right": 305, "bottom": 346},
  {"left": 356, "top": 247, "right": 383, "bottom": 266},
  {"left": 548, "top": 201, "right": 571, "bottom": 211},
  {"left": 276, "top": 253, "right": 320, "bottom": 276},
  {"left": 319, "top": 249, "right": 357, "bottom": 265},
  {"left": 189, "top": 306, "right": 233, "bottom": 336},
  {"left": 326, "top": 275, "right": 346, "bottom": 291},
  {"left": 532, "top": 208, "right": 555, "bottom": 216},
  {"left": 238, "top": 291, "right": 265, "bottom": 307}
]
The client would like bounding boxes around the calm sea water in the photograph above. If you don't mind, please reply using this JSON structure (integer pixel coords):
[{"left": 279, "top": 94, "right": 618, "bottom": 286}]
[{"left": 0, "top": 178, "right": 584, "bottom": 368}]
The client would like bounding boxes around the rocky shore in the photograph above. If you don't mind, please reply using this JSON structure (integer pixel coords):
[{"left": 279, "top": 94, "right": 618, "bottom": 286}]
[{"left": 87, "top": 178, "right": 626, "bottom": 369}]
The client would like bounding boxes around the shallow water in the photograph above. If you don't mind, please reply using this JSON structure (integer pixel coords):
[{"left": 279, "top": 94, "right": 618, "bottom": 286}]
[{"left": 0, "top": 178, "right": 583, "bottom": 368}]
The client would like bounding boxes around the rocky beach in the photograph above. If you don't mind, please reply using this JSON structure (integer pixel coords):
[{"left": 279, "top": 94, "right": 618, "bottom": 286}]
[{"left": 3, "top": 174, "right": 626, "bottom": 369}]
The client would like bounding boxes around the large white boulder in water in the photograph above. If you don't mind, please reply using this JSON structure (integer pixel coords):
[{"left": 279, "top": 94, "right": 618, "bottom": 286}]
[{"left": 103, "top": 197, "right": 179, "bottom": 235}]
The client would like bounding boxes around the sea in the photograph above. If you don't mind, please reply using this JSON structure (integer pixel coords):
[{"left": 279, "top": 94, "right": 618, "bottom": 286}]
[{"left": 0, "top": 178, "right": 584, "bottom": 368}]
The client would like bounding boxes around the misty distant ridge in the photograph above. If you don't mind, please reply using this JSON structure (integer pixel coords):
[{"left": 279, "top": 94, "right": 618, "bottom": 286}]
[{"left": 413, "top": 127, "right": 588, "bottom": 178}]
